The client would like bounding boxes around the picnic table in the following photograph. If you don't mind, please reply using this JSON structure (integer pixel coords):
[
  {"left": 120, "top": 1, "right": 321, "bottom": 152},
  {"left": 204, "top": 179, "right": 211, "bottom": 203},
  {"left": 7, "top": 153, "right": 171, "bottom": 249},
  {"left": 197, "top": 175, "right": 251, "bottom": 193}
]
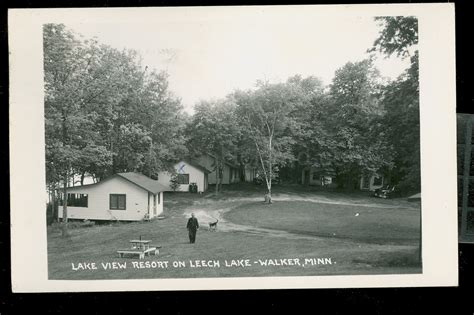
[
  {"left": 117, "top": 239, "right": 161, "bottom": 259},
  {"left": 129, "top": 239, "right": 152, "bottom": 250}
]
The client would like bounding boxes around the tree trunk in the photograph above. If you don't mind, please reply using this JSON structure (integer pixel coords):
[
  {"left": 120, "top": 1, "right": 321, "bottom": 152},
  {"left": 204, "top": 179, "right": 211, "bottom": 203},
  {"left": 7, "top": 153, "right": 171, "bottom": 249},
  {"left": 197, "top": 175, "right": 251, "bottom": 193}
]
[
  {"left": 61, "top": 109, "right": 70, "bottom": 236},
  {"left": 345, "top": 175, "right": 355, "bottom": 192},
  {"left": 53, "top": 186, "right": 59, "bottom": 222},
  {"left": 80, "top": 171, "right": 85, "bottom": 186},
  {"left": 61, "top": 172, "right": 69, "bottom": 237},
  {"left": 148, "top": 139, "right": 153, "bottom": 177},
  {"left": 49, "top": 184, "right": 58, "bottom": 224},
  {"left": 219, "top": 146, "right": 225, "bottom": 193},
  {"left": 215, "top": 156, "right": 220, "bottom": 196},
  {"left": 49, "top": 186, "right": 54, "bottom": 223},
  {"left": 252, "top": 132, "right": 272, "bottom": 204},
  {"left": 267, "top": 135, "right": 273, "bottom": 203},
  {"left": 240, "top": 163, "right": 245, "bottom": 182}
]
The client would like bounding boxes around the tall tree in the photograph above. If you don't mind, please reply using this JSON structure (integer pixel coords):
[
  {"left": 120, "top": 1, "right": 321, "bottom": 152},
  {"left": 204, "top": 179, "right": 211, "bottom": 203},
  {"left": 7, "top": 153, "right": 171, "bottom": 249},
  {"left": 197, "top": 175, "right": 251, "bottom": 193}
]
[
  {"left": 186, "top": 100, "right": 240, "bottom": 195},
  {"left": 287, "top": 76, "right": 332, "bottom": 183},
  {"left": 325, "top": 59, "right": 393, "bottom": 190},
  {"left": 142, "top": 72, "right": 188, "bottom": 178},
  {"left": 44, "top": 24, "right": 185, "bottom": 234},
  {"left": 372, "top": 16, "right": 420, "bottom": 192},
  {"left": 234, "top": 81, "right": 302, "bottom": 202},
  {"left": 370, "top": 16, "right": 418, "bottom": 59},
  {"left": 44, "top": 24, "right": 113, "bottom": 235}
]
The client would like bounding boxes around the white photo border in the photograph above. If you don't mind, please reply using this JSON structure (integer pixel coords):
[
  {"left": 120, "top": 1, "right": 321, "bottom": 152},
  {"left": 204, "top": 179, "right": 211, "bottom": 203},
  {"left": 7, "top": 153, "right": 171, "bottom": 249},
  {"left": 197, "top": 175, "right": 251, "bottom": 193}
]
[{"left": 9, "top": 3, "right": 457, "bottom": 292}]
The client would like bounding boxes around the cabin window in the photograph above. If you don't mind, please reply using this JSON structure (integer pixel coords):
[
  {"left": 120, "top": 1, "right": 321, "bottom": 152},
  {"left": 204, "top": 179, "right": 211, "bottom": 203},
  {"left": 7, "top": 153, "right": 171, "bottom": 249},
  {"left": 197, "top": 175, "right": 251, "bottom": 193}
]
[
  {"left": 177, "top": 174, "right": 189, "bottom": 184},
  {"left": 312, "top": 172, "right": 319, "bottom": 180},
  {"left": 373, "top": 176, "right": 383, "bottom": 186},
  {"left": 59, "top": 193, "right": 88, "bottom": 207},
  {"left": 110, "top": 194, "right": 126, "bottom": 210}
]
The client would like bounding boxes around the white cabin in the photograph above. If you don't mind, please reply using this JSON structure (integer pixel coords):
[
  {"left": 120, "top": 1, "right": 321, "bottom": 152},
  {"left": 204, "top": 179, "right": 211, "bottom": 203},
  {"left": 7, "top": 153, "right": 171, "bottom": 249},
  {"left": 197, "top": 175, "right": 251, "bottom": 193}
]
[
  {"left": 58, "top": 172, "right": 167, "bottom": 221},
  {"left": 195, "top": 154, "right": 241, "bottom": 184},
  {"left": 360, "top": 174, "right": 384, "bottom": 191},
  {"left": 157, "top": 160, "right": 210, "bottom": 193},
  {"left": 301, "top": 167, "right": 336, "bottom": 187},
  {"left": 243, "top": 164, "right": 257, "bottom": 182}
]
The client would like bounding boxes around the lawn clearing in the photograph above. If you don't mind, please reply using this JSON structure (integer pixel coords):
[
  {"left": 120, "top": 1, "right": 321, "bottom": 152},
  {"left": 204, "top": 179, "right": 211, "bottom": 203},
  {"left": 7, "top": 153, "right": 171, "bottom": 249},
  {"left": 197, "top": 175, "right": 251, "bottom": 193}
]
[
  {"left": 224, "top": 201, "right": 420, "bottom": 245},
  {"left": 47, "top": 188, "right": 422, "bottom": 280}
]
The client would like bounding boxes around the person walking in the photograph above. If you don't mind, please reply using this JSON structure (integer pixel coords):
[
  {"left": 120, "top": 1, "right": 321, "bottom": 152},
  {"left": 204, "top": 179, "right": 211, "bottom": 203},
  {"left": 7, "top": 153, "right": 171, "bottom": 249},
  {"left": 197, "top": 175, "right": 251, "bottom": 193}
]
[{"left": 186, "top": 213, "right": 199, "bottom": 244}]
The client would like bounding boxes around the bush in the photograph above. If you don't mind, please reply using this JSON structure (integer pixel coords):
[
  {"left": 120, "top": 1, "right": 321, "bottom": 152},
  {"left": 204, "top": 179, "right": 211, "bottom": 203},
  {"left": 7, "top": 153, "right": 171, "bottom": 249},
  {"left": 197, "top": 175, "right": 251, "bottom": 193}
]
[{"left": 169, "top": 173, "right": 180, "bottom": 192}]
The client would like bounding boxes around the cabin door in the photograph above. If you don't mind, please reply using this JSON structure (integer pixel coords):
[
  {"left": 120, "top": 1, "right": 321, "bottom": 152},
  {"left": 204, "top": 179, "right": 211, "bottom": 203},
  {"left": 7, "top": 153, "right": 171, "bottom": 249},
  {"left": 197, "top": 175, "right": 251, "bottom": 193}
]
[
  {"left": 303, "top": 170, "right": 310, "bottom": 185},
  {"left": 362, "top": 176, "right": 370, "bottom": 190}
]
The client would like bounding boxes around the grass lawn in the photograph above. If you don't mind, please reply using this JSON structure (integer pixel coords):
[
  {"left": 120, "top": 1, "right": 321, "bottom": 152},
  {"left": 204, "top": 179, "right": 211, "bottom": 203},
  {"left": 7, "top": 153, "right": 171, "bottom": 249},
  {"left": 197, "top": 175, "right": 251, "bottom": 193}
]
[
  {"left": 47, "top": 185, "right": 422, "bottom": 280},
  {"left": 225, "top": 201, "right": 420, "bottom": 245}
]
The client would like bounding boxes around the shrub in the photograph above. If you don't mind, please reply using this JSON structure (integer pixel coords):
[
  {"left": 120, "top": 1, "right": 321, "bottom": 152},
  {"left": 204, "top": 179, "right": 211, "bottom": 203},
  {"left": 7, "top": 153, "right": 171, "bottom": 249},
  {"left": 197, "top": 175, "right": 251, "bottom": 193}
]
[{"left": 169, "top": 172, "right": 180, "bottom": 192}]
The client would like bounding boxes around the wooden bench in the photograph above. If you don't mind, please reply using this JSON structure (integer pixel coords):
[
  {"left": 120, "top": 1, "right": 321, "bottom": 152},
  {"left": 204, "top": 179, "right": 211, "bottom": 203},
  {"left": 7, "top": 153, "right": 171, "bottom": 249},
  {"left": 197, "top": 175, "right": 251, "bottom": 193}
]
[
  {"left": 117, "top": 247, "right": 158, "bottom": 259},
  {"left": 150, "top": 245, "right": 162, "bottom": 255}
]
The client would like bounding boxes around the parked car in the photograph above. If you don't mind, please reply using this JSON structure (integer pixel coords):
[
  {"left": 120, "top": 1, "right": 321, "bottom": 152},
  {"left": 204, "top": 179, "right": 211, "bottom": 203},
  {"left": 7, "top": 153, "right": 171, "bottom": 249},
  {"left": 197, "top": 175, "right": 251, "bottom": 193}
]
[{"left": 373, "top": 185, "right": 400, "bottom": 199}]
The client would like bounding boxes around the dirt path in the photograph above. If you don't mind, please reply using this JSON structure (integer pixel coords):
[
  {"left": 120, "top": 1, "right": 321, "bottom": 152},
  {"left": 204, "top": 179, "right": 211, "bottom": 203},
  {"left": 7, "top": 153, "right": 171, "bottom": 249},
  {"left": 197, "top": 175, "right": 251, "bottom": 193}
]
[
  {"left": 257, "top": 193, "right": 418, "bottom": 209},
  {"left": 182, "top": 194, "right": 419, "bottom": 250}
]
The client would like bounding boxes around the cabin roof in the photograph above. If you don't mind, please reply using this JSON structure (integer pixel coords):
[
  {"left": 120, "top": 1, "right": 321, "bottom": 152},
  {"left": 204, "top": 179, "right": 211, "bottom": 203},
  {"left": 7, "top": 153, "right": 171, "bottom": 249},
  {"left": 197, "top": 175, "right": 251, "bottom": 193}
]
[
  {"left": 195, "top": 153, "right": 239, "bottom": 169},
  {"left": 179, "top": 159, "right": 212, "bottom": 174},
  {"left": 65, "top": 172, "right": 169, "bottom": 194},
  {"left": 116, "top": 172, "right": 169, "bottom": 193}
]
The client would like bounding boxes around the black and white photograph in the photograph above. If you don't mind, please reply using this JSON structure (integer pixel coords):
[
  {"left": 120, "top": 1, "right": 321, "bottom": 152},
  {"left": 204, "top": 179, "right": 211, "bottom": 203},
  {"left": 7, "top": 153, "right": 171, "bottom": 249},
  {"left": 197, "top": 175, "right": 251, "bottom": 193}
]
[{"left": 8, "top": 4, "right": 457, "bottom": 291}]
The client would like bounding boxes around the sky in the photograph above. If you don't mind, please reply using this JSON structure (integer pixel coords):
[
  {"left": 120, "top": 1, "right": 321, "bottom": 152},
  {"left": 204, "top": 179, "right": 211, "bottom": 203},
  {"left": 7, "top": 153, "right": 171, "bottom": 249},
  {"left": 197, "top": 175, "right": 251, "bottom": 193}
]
[{"left": 65, "top": 8, "right": 411, "bottom": 113}]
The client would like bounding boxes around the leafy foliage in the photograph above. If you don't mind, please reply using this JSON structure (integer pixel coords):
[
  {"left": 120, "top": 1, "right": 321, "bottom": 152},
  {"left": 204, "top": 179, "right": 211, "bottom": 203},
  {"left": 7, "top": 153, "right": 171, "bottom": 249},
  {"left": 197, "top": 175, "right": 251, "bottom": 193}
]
[
  {"left": 185, "top": 100, "right": 241, "bottom": 193},
  {"left": 169, "top": 172, "right": 180, "bottom": 192},
  {"left": 370, "top": 16, "right": 418, "bottom": 59},
  {"left": 379, "top": 53, "right": 420, "bottom": 192},
  {"left": 292, "top": 60, "right": 394, "bottom": 190},
  {"left": 45, "top": 15, "right": 422, "bottom": 219},
  {"left": 372, "top": 16, "right": 420, "bottom": 192},
  {"left": 233, "top": 81, "right": 304, "bottom": 196},
  {"left": 44, "top": 23, "right": 185, "bottom": 185},
  {"left": 44, "top": 24, "right": 185, "bottom": 229}
]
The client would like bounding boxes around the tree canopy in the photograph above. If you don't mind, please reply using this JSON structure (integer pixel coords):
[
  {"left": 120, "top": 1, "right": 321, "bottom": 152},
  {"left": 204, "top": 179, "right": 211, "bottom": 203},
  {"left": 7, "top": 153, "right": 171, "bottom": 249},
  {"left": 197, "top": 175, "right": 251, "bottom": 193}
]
[
  {"left": 45, "top": 16, "right": 421, "bottom": 219},
  {"left": 372, "top": 16, "right": 420, "bottom": 192},
  {"left": 185, "top": 99, "right": 241, "bottom": 194},
  {"left": 44, "top": 23, "right": 186, "bottom": 188},
  {"left": 44, "top": 24, "right": 186, "bottom": 231},
  {"left": 370, "top": 16, "right": 418, "bottom": 59}
]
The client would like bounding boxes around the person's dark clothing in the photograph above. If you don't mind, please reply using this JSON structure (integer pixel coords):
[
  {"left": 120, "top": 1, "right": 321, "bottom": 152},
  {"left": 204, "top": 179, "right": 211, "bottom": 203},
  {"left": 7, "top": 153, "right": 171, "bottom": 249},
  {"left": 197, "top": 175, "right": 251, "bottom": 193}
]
[{"left": 187, "top": 217, "right": 199, "bottom": 243}]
